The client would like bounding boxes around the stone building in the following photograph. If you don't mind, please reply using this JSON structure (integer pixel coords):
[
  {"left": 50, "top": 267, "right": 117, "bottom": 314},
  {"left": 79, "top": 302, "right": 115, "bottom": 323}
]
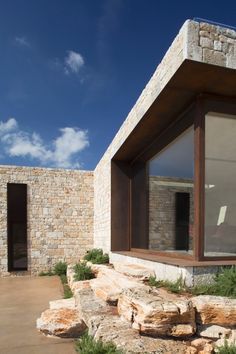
[{"left": 1, "top": 19, "right": 236, "bottom": 285}]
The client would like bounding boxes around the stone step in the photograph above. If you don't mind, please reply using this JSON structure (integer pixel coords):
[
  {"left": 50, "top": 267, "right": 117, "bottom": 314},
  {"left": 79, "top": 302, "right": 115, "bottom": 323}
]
[
  {"left": 118, "top": 287, "right": 196, "bottom": 338},
  {"left": 89, "top": 267, "right": 146, "bottom": 304},
  {"left": 113, "top": 262, "right": 155, "bottom": 280}
]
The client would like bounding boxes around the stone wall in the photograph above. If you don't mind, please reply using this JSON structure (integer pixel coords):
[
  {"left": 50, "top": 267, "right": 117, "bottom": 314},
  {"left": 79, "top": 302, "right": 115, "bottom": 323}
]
[
  {"left": 0, "top": 165, "right": 93, "bottom": 276},
  {"left": 94, "top": 20, "right": 236, "bottom": 251}
]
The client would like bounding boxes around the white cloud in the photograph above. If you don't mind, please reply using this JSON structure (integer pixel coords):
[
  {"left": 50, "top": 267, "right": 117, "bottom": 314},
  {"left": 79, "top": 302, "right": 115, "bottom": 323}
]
[
  {"left": 0, "top": 118, "right": 18, "bottom": 135},
  {"left": 53, "top": 128, "right": 89, "bottom": 167},
  {"left": 15, "top": 36, "right": 30, "bottom": 47},
  {"left": 0, "top": 118, "right": 89, "bottom": 169},
  {"left": 64, "top": 50, "right": 84, "bottom": 75}
]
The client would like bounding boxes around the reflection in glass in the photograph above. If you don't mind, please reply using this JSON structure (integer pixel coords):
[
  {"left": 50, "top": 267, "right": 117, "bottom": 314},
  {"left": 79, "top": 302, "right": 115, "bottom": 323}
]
[
  {"left": 149, "top": 127, "right": 194, "bottom": 253},
  {"left": 205, "top": 113, "right": 236, "bottom": 257}
]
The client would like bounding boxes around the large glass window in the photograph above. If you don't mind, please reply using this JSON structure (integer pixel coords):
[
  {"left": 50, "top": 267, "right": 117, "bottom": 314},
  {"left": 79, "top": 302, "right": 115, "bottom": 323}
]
[
  {"left": 205, "top": 113, "right": 236, "bottom": 257},
  {"left": 148, "top": 127, "right": 194, "bottom": 253}
]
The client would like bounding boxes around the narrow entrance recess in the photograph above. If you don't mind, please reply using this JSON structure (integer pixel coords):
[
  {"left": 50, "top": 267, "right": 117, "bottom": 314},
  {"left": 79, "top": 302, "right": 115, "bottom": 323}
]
[
  {"left": 7, "top": 183, "right": 27, "bottom": 271},
  {"left": 175, "top": 192, "right": 190, "bottom": 251}
]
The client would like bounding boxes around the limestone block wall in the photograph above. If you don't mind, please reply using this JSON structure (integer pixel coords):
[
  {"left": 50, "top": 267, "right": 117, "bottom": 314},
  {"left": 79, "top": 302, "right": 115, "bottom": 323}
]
[
  {"left": 0, "top": 165, "right": 93, "bottom": 276},
  {"left": 94, "top": 20, "right": 236, "bottom": 252}
]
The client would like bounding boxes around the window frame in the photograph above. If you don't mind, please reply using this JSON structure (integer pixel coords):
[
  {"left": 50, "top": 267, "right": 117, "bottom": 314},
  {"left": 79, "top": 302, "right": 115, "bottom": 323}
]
[{"left": 111, "top": 95, "right": 236, "bottom": 262}]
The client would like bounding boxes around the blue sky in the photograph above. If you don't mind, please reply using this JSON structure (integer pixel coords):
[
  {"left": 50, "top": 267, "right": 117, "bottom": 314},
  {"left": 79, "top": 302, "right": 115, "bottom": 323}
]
[{"left": 0, "top": 0, "right": 235, "bottom": 170}]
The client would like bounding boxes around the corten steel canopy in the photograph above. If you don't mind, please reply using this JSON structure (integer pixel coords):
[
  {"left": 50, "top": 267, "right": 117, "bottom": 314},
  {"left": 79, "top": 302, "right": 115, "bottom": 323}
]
[
  {"left": 111, "top": 58, "right": 236, "bottom": 264},
  {"left": 113, "top": 59, "right": 236, "bottom": 163}
]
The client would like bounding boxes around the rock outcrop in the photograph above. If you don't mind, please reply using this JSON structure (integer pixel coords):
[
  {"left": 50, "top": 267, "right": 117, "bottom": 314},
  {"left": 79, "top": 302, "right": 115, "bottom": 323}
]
[
  {"left": 36, "top": 308, "right": 86, "bottom": 338},
  {"left": 118, "top": 287, "right": 196, "bottom": 338},
  {"left": 192, "top": 295, "right": 236, "bottom": 326},
  {"left": 37, "top": 262, "right": 236, "bottom": 353}
]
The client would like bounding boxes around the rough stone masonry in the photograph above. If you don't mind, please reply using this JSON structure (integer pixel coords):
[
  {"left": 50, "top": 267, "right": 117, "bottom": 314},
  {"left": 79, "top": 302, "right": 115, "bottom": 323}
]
[{"left": 0, "top": 166, "right": 93, "bottom": 276}]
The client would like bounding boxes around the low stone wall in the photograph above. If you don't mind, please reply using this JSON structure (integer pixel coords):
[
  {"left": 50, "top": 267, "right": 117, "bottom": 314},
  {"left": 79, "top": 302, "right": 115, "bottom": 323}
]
[{"left": 0, "top": 165, "right": 94, "bottom": 276}]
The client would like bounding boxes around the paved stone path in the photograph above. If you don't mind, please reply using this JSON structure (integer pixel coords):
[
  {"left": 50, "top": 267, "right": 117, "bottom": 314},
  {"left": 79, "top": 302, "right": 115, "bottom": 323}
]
[{"left": 0, "top": 276, "right": 76, "bottom": 354}]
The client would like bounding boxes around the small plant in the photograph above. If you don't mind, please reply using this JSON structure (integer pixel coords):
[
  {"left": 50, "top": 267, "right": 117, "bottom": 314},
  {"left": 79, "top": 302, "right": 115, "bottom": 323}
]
[
  {"left": 214, "top": 266, "right": 236, "bottom": 298},
  {"left": 216, "top": 340, "right": 236, "bottom": 353},
  {"left": 190, "top": 283, "right": 216, "bottom": 296},
  {"left": 53, "top": 261, "right": 67, "bottom": 276},
  {"left": 84, "top": 248, "right": 109, "bottom": 264},
  {"left": 191, "top": 266, "right": 236, "bottom": 298},
  {"left": 39, "top": 269, "right": 54, "bottom": 276},
  {"left": 59, "top": 273, "right": 73, "bottom": 298},
  {"left": 148, "top": 275, "right": 185, "bottom": 294},
  {"left": 73, "top": 263, "right": 95, "bottom": 281},
  {"left": 75, "top": 332, "right": 123, "bottom": 354}
]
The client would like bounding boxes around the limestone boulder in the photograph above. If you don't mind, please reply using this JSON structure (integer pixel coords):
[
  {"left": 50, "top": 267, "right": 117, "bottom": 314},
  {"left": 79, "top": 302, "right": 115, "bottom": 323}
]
[
  {"left": 192, "top": 296, "right": 236, "bottom": 325},
  {"left": 198, "top": 324, "right": 232, "bottom": 339},
  {"left": 113, "top": 262, "right": 155, "bottom": 280},
  {"left": 90, "top": 267, "right": 146, "bottom": 304},
  {"left": 36, "top": 308, "right": 86, "bottom": 338},
  {"left": 118, "top": 288, "right": 196, "bottom": 338},
  {"left": 198, "top": 343, "right": 214, "bottom": 354},
  {"left": 186, "top": 342, "right": 214, "bottom": 354},
  {"left": 190, "top": 338, "right": 214, "bottom": 353},
  {"left": 49, "top": 297, "right": 75, "bottom": 310},
  {"left": 94, "top": 314, "right": 188, "bottom": 353},
  {"left": 75, "top": 286, "right": 117, "bottom": 332}
]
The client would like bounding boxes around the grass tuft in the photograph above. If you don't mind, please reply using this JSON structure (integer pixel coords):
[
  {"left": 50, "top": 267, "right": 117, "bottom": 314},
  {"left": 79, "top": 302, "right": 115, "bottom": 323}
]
[
  {"left": 148, "top": 275, "right": 185, "bottom": 294},
  {"left": 84, "top": 248, "right": 109, "bottom": 264},
  {"left": 73, "top": 263, "right": 95, "bottom": 281},
  {"left": 75, "top": 332, "right": 123, "bottom": 354},
  {"left": 191, "top": 266, "right": 236, "bottom": 298},
  {"left": 148, "top": 266, "right": 236, "bottom": 298},
  {"left": 53, "top": 261, "right": 67, "bottom": 276},
  {"left": 216, "top": 340, "right": 236, "bottom": 354},
  {"left": 39, "top": 269, "right": 54, "bottom": 276}
]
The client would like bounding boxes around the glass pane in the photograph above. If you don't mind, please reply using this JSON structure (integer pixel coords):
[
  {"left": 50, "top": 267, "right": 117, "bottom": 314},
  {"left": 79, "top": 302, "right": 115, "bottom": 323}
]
[
  {"left": 149, "top": 127, "right": 194, "bottom": 253},
  {"left": 205, "top": 113, "right": 236, "bottom": 257}
]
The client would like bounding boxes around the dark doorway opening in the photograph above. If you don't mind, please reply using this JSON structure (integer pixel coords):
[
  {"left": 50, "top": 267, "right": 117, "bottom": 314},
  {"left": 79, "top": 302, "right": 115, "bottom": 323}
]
[
  {"left": 7, "top": 183, "right": 27, "bottom": 271},
  {"left": 175, "top": 192, "right": 190, "bottom": 251}
]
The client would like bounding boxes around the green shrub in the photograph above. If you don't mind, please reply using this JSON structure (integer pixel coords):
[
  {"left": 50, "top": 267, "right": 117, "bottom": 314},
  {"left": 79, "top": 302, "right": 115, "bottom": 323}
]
[
  {"left": 75, "top": 332, "right": 123, "bottom": 354},
  {"left": 73, "top": 263, "right": 95, "bottom": 281},
  {"left": 149, "top": 267, "right": 236, "bottom": 298},
  {"left": 148, "top": 276, "right": 185, "bottom": 294},
  {"left": 214, "top": 266, "right": 236, "bottom": 298},
  {"left": 216, "top": 340, "right": 236, "bottom": 354},
  {"left": 84, "top": 248, "right": 109, "bottom": 264},
  {"left": 190, "top": 283, "right": 215, "bottom": 296},
  {"left": 191, "top": 266, "right": 236, "bottom": 298},
  {"left": 53, "top": 261, "right": 67, "bottom": 276}
]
